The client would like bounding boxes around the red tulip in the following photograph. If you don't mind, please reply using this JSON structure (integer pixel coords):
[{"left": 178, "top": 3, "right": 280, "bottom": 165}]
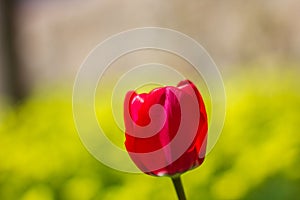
[{"left": 124, "top": 80, "right": 208, "bottom": 177}]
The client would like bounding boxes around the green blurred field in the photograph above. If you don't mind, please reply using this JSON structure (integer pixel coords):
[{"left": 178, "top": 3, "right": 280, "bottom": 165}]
[{"left": 0, "top": 65, "right": 300, "bottom": 200}]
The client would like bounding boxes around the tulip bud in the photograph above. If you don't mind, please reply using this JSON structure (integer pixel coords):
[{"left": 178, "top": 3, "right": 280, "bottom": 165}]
[{"left": 124, "top": 80, "right": 208, "bottom": 176}]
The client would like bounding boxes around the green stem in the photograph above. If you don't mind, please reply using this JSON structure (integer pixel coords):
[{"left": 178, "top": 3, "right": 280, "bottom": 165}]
[{"left": 171, "top": 176, "right": 187, "bottom": 200}]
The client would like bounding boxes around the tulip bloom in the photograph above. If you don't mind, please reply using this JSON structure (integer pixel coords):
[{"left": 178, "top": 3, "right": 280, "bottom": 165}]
[{"left": 124, "top": 80, "right": 208, "bottom": 177}]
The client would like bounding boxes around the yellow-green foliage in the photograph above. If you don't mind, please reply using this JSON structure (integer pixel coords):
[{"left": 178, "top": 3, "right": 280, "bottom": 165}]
[{"left": 0, "top": 66, "right": 299, "bottom": 200}]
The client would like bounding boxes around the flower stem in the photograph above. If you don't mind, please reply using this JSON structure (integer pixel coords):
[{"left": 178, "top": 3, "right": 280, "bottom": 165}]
[{"left": 171, "top": 176, "right": 187, "bottom": 200}]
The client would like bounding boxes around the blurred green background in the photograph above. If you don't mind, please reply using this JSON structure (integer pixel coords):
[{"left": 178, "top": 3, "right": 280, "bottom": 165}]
[{"left": 1, "top": 0, "right": 300, "bottom": 200}]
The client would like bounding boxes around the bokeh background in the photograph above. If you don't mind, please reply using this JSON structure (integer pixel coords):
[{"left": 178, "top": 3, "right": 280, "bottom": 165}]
[{"left": 0, "top": 0, "right": 300, "bottom": 199}]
